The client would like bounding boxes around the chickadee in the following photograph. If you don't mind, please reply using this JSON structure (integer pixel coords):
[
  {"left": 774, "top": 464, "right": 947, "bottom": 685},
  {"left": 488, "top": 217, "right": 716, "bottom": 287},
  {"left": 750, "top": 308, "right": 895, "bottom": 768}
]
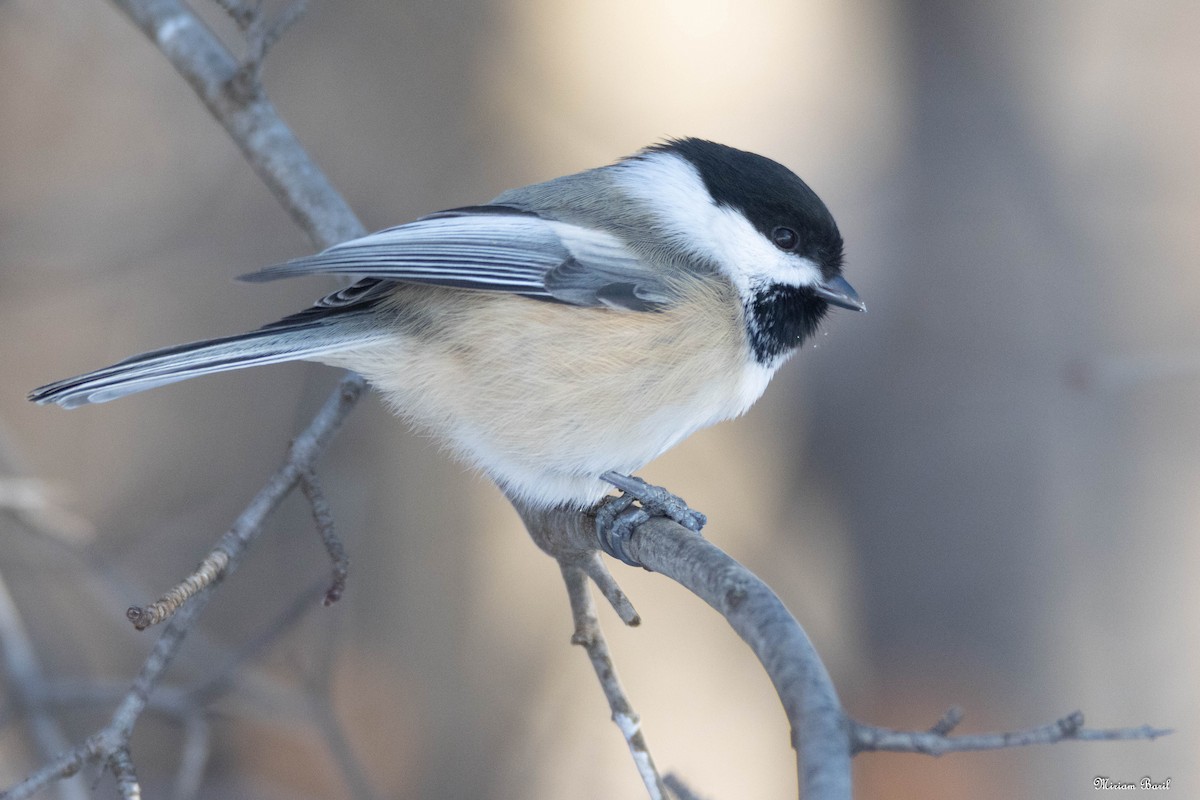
[{"left": 30, "top": 139, "right": 862, "bottom": 551}]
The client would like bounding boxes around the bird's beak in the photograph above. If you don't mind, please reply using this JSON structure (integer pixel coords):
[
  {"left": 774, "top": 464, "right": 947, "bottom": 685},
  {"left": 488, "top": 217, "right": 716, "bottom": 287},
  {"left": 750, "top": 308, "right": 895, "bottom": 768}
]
[{"left": 813, "top": 275, "right": 866, "bottom": 312}]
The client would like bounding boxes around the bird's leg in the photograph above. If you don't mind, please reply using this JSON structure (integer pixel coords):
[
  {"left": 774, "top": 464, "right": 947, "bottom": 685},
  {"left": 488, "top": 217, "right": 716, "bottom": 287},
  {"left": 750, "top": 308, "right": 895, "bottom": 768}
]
[{"left": 594, "top": 471, "right": 708, "bottom": 567}]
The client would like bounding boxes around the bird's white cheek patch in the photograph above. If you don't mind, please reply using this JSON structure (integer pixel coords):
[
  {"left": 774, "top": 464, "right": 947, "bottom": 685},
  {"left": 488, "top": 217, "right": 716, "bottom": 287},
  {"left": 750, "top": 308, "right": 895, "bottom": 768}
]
[
  {"left": 614, "top": 151, "right": 822, "bottom": 291},
  {"left": 707, "top": 205, "right": 823, "bottom": 292}
]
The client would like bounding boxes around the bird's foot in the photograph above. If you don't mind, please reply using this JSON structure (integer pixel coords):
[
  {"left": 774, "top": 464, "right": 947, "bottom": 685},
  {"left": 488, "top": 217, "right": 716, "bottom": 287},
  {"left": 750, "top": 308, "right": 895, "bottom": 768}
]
[{"left": 594, "top": 471, "right": 707, "bottom": 567}]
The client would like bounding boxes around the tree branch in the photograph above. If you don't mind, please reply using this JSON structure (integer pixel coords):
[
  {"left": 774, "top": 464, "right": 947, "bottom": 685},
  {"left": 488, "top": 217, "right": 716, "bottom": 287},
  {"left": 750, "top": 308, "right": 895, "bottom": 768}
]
[
  {"left": 1, "top": 5, "right": 371, "bottom": 792},
  {"left": 111, "top": 0, "right": 364, "bottom": 249},
  {"left": 514, "top": 502, "right": 852, "bottom": 799},
  {"left": 850, "top": 710, "right": 1171, "bottom": 756},
  {"left": 1, "top": 371, "right": 363, "bottom": 800},
  {"left": 511, "top": 503, "right": 1169, "bottom": 799},
  {"left": 0, "top": 567, "right": 89, "bottom": 800},
  {"left": 299, "top": 467, "right": 350, "bottom": 605},
  {"left": 559, "top": 563, "right": 667, "bottom": 799}
]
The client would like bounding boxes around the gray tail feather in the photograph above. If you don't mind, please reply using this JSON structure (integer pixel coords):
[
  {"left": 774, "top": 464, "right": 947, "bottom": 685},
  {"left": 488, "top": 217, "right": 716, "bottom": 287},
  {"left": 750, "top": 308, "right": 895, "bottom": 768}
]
[{"left": 29, "top": 318, "right": 379, "bottom": 409}]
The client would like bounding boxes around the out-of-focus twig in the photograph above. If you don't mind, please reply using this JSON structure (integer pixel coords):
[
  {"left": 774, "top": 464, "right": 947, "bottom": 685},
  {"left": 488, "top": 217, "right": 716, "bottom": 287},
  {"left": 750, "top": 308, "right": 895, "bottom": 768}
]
[
  {"left": 0, "top": 567, "right": 90, "bottom": 800},
  {"left": 114, "top": 0, "right": 364, "bottom": 249},
  {"left": 0, "top": 377, "right": 363, "bottom": 800},
  {"left": 0, "top": 477, "right": 94, "bottom": 543},
  {"left": 850, "top": 710, "right": 1171, "bottom": 756},
  {"left": 172, "top": 713, "right": 211, "bottom": 800},
  {"left": 0, "top": 0, "right": 369, "bottom": 792},
  {"left": 663, "top": 773, "right": 708, "bottom": 800},
  {"left": 299, "top": 467, "right": 349, "bottom": 605}
]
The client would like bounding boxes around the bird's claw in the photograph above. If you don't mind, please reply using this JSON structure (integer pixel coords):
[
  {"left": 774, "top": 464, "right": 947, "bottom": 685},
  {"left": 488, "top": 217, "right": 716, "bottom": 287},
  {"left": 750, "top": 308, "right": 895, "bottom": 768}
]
[
  {"left": 601, "top": 472, "right": 707, "bottom": 531},
  {"left": 594, "top": 472, "right": 707, "bottom": 567}
]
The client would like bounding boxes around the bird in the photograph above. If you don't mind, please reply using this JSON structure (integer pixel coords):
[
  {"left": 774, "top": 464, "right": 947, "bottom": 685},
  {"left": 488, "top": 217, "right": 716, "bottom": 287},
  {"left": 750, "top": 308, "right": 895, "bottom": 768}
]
[{"left": 29, "top": 138, "right": 863, "bottom": 562}]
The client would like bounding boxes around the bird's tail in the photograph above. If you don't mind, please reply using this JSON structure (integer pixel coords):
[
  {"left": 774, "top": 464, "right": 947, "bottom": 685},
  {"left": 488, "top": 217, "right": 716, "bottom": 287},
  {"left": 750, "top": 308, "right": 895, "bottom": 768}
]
[{"left": 29, "top": 311, "right": 386, "bottom": 409}]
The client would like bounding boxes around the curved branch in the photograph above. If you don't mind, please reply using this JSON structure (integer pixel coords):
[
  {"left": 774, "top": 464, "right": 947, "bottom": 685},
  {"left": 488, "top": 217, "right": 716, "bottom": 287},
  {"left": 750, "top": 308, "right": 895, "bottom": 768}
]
[
  {"left": 513, "top": 502, "right": 852, "bottom": 799},
  {"left": 513, "top": 502, "right": 1168, "bottom": 800}
]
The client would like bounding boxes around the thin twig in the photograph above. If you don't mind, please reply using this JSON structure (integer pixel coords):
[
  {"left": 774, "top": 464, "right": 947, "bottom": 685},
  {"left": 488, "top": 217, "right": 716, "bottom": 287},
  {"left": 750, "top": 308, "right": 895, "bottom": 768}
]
[
  {"left": 663, "top": 773, "right": 708, "bottom": 800},
  {"left": 172, "top": 714, "right": 211, "bottom": 800},
  {"left": 126, "top": 549, "right": 230, "bottom": 630},
  {"left": 113, "top": 0, "right": 366, "bottom": 249},
  {"left": 927, "top": 706, "right": 964, "bottom": 737},
  {"left": 560, "top": 564, "right": 668, "bottom": 800},
  {"left": 109, "top": 748, "right": 141, "bottom": 800},
  {"left": 0, "top": 567, "right": 90, "bottom": 800},
  {"left": 190, "top": 580, "right": 328, "bottom": 705},
  {"left": 512, "top": 501, "right": 641, "bottom": 625},
  {"left": 0, "top": 375, "right": 365, "bottom": 800},
  {"left": 299, "top": 468, "right": 349, "bottom": 605},
  {"left": 849, "top": 710, "right": 1172, "bottom": 756}
]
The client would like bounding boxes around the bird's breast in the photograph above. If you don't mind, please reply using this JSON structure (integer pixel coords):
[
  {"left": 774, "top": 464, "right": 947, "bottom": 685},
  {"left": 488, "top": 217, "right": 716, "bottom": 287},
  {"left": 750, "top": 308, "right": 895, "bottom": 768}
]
[{"left": 321, "top": 280, "right": 772, "bottom": 507}]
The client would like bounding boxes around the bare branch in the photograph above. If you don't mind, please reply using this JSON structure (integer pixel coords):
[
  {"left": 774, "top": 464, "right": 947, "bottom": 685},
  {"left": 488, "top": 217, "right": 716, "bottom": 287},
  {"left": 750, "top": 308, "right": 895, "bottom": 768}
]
[
  {"left": 560, "top": 564, "right": 668, "bottom": 799},
  {"left": 0, "top": 374, "right": 364, "bottom": 800},
  {"left": 190, "top": 580, "right": 328, "bottom": 705},
  {"left": 0, "top": 568, "right": 89, "bottom": 800},
  {"left": 172, "top": 714, "right": 211, "bottom": 800},
  {"left": 515, "top": 501, "right": 640, "bottom": 625},
  {"left": 850, "top": 710, "right": 1172, "bottom": 757},
  {"left": 110, "top": 0, "right": 365, "bottom": 249},
  {"left": 513, "top": 503, "right": 853, "bottom": 799},
  {"left": 927, "top": 706, "right": 964, "bottom": 737},
  {"left": 299, "top": 468, "right": 349, "bottom": 605},
  {"left": 126, "top": 549, "right": 230, "bottom": 630},
  {"left": 664, "top": 773, "right": 708, "bottom": 800},
  {"left": 109, "top": 748, "right": 141, "bottom": 800}
]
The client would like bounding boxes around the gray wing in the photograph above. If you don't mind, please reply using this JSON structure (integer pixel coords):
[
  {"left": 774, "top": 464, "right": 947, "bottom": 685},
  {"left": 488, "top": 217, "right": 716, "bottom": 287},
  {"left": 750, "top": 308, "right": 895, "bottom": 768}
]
[{"left": 241, "top": 205, "right": 673, "bottom": 312}]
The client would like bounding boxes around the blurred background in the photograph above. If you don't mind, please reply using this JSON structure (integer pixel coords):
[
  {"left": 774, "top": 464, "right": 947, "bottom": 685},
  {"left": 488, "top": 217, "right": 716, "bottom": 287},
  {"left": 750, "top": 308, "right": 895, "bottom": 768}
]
[{"left": 1, "top": 0, "right": 1197, "bottom": 797}]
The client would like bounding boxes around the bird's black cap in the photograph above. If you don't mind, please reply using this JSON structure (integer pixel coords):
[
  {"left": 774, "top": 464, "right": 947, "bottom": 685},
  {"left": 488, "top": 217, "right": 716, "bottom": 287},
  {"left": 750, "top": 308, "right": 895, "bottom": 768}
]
[{"left": 648, "top": 138, "right": 844, "bottom": 275}]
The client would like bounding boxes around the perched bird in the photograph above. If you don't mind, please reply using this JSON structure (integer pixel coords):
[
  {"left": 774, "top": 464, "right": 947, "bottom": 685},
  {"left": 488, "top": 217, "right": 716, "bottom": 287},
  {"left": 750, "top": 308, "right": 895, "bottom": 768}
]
[{"left": 30, "top": 138, "right": 863, "bottom": 559}]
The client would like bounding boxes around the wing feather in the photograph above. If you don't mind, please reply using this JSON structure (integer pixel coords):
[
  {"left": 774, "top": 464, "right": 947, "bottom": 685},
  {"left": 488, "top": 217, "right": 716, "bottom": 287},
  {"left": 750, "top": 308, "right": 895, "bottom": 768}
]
[{"left": 240, "top": 206, "right": 673, "bottom": 311}]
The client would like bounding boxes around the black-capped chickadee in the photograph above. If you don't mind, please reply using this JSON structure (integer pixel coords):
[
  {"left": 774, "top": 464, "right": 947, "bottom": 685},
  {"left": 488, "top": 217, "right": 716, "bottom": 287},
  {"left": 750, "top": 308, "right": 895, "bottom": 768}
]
[{"left": 30, "top": 139, "right": 863, "bottom": 548}]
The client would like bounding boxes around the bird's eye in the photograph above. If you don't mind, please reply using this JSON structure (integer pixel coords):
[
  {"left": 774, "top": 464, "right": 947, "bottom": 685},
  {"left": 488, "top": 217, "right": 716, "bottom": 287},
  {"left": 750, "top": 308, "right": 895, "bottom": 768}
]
[{"left": 771, "top": 226, "right": 799, "bottom": 251}]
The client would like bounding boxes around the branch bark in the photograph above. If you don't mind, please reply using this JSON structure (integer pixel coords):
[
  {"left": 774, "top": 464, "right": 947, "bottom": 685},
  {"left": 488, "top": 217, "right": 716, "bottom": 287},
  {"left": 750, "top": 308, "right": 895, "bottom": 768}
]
[
  {"left": 514, "top": 503, "right": 852, "bottom": 798},
  {"left": 850, "top": 710, "right": 1171, "bottom": 756},
  {"left": 114, "top": 0, "right": 364, "bottom": 249},
  {"left": 513, "top": 503, "right": 1168, "bottom": 799}
]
